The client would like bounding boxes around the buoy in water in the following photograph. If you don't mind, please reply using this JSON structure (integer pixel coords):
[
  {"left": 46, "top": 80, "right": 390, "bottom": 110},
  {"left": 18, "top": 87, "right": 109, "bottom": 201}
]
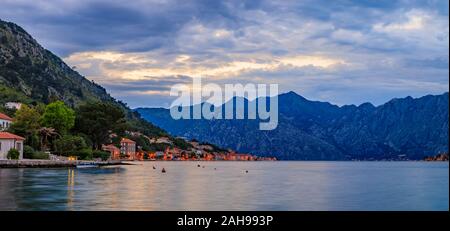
[
  {"left": 197, "top": 164, "right": 201, "bottom": 167},
  {"left": 245, "top": 170, "right": 248, "bottom": 173},
  {"left": 153, "top": 166, "right": 156, "bottom": 169},
  {"left": 162, "top": 168, "right": 166, "bottom": 173}
]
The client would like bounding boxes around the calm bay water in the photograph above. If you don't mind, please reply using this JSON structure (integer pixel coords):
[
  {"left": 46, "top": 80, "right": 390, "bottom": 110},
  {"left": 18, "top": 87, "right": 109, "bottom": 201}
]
[{"left": 0, "top": 161, "right": 448, "bottom": 211}]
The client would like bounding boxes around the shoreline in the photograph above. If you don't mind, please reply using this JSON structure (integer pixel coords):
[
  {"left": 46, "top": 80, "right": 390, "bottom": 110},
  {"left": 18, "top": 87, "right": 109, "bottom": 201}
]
[
  {"left": 0, "top": 159, "right": 132, "bottom": 168},
  {"left": 1, "top": 159, "right": 447, "bottom": 169}
]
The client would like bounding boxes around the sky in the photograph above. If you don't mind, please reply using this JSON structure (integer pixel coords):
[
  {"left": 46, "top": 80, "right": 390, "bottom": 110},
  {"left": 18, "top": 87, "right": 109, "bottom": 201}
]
[{"left": 0, "top": 0, "right": 448, "bottom": 108}]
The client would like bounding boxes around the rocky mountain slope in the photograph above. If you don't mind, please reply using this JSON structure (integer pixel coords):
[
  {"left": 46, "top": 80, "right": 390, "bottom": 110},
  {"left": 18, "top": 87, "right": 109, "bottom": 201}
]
[
  {"left": 137, "top": 92, "right": 449, "bottom": 160},
  {"left": 0, "top": 19, "right": 166, "bottom": 137}
]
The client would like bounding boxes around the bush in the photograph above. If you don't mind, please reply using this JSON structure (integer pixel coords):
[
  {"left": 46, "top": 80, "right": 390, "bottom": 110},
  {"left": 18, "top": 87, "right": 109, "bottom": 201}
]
[
  {"left": 74, "top": 148, "right": 93, "bottom": 160},
  {"left": 23, "top": 145, "right": 49, "bottom": 160},
  {"left": 7, "top": 149, "right": 20, "bottom": 160},
  {"left": 54, "top": 135, "right": 87, "bottom": 156},
  {"left": 93, "top": 150, "right": 111, "bottom": 161},
  {"left": 32, "top": 151, "right": 49, "bottom": 160},
  {"left": 23, "top": 145, "right": 35, "bottom": 159},
  {"left": 22, "top": 145, "right": 49, "bottom": 159}
]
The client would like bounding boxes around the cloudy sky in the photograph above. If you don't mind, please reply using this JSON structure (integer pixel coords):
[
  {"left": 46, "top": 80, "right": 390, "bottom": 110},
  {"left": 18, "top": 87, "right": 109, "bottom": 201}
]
[{"left": 1, "top": 0, "right": 448, "bottom": 108}]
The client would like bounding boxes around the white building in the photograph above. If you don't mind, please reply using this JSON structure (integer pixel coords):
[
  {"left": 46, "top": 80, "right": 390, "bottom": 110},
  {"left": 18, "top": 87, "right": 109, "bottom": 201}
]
[
  {"left": 0, "top": 113, "right": 13, "bottom": 131},
  {"left": 0, "top": 132, "right": 25, "bottom": 159},
  {"left": 4, "top": 102, "right": 22, "bottom": 110}
]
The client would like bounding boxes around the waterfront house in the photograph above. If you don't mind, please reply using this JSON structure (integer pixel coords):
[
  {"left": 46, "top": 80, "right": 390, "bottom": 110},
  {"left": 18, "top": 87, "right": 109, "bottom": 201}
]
[
  {"left": 0, "top": 132, "right": 25, "bottom": 159},
  {"left": 102, "top": 144, "right": 121, "bottom": 160},
  {"left": 0, "top": 113, "right": 12, "bottom": 131},
  {"left": 147, "top": 152, "right": 156, "bottom": 160},
  {"left": 225, "top": 152, "right": 255, "bottom": 161},
  {"left": 164, "top": 147, "right": 183, "bottom": 160},
  {"left": 204, "top": 152, "right": 215, "bottom": 161},
  {"left": 135, "top": 149, "right": 145, "bottom": 161},
  {"left": 155, "top": 151, "right": 164, "bottom": 159},
  {"left": 120, "top": 138, "right": 136, "bottom": 160}
]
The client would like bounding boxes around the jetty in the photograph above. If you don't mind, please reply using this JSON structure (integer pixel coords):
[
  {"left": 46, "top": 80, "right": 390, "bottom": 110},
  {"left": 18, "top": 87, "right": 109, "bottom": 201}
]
[{"left": 0, "top": 159, "right": 129, "bottom": 168}]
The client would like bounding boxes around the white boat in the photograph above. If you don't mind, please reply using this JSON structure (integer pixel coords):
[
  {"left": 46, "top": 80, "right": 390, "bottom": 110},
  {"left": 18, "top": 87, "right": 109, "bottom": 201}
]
[{"left": 76, "top": 162, "right": 99, "bottom": 168}]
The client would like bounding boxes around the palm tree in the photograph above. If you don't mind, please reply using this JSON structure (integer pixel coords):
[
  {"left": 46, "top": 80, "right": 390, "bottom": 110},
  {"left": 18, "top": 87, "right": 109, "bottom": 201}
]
[{"left": 39, "top": 127, "right": 60, "bottom": 151}]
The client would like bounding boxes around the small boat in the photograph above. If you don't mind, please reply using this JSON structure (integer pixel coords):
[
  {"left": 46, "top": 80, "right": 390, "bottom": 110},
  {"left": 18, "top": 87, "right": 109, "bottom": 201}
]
[
  {"left": 162, "top": 168, "right": 166, "bottom": 173},
  {"left": 153, "top": 166, "right": 156, "bottom": 169},
  {"left": 76, "top": 162, "right": 99, "bottom": 168}
]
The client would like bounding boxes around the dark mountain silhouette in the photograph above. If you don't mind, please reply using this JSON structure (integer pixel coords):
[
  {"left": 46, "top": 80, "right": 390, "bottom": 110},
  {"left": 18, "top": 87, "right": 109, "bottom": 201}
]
[{"left": 137, "top": 91, "right": 449, "bottom": 160}]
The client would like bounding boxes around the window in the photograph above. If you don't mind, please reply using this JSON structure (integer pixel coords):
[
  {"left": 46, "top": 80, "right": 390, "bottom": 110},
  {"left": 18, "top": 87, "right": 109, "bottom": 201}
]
[{"left": 16, "top": 142, "right": 22, "bottom": 152}]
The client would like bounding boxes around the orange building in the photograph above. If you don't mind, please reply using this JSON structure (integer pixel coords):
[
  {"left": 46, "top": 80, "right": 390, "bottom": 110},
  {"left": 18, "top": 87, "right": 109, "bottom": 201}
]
[
  {"left": 120, "top": 138, "right": 136, "bottom": 160},
  {"left": 147, "top": 152, "right": 157, "bottom": 160},
  {"left": 102, "top": 144, "right": 121, "bottom": 160},
  {"left": 164, "top": 147, "right": 183, "bottom": 160},
  {"left": 204, "top": 152, "right": 215, "bottom": 161},
  {"left": 226, "top": 153, "right": 255, "bottom": 161},
  {"left": 135, "top": 150, "right": 145, "bottom": 161}
]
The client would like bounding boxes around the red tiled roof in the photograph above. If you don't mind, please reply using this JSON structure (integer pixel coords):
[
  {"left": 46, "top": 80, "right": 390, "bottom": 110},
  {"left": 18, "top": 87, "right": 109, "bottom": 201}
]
[
  {"left": 0, "top": 132, "right": 25, "bottom": 140},
  {"left": 121, "top": 138, "right": 136, "bottom": 143},
  {"left": 102, "top": 144, "right": 120, "bottom": 151},
  {"left": 0, "top": 112, "right": 12, "bottom": 121}
]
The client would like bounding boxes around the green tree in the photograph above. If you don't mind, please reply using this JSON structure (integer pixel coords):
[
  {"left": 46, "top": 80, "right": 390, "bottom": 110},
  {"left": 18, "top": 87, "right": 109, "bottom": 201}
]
[
  {"left": 40, "top": 101, "right": 75, "bottom": 134},
  {"left": 23, "top": 145, "right": 35, "bottom": 159},
  {"left": 54, "top": 135, "right": 88, "bottom": 156},
  {"left": 7, "top": 149, "right": 20, "bottom": 160},
  {"left": 9, "top": 104, "right": 41, "bottom": 149},
  {"left": 75, "top": 102, "right": 127, "bottom": 150},
  {"left": 128, "top": 134, "right": 152, "bottom": 151},
  {"left": 93, "top": 150, "right": 111, "bottom": 161},
  {"left": 74, "top": 148, "right": 93, "bottom": 160}
]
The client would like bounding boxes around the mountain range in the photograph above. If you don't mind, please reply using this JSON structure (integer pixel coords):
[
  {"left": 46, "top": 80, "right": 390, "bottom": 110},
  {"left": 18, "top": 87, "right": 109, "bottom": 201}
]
[
  {"left": 137, "top": 91, "right": 449, "bottom": 160},
  {"left": 1, "top": 19, "right": 448, "bottom": 160}
]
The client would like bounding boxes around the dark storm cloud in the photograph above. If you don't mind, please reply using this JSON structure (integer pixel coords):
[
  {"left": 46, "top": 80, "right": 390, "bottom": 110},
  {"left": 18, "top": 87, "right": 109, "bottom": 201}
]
[
  {"left": 0, "top": 0, "right": 448, "bottom": 107},
  {"left": 101, "top": 75, "right": 192, "bottom": 92},
  {"left": 1, "top": 0, "right": 447, "bottom": 56},
  {"left": 0, "top": 0, "right": 244, "bottom": 56}
]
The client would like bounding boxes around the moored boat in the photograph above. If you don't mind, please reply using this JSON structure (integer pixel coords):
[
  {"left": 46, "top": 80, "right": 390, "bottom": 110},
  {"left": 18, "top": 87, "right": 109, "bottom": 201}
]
[{"left": 76, "top": 162, "right": 99, "bottom": 168}]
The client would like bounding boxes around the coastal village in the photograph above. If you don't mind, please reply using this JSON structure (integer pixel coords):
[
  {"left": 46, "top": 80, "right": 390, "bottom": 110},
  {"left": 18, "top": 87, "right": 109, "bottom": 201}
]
[
  {"left": 103, "top": 135, "right": 275, "bottom": 161},
  {"left": 0, "top": 101, "right": 276, "bottom": 163}
]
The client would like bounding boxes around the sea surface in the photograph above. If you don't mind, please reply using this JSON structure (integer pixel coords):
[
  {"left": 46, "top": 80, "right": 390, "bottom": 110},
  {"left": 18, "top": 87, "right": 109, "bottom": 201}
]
[{"left": 0, "top": 161, "right": 448, "bottom": 211}]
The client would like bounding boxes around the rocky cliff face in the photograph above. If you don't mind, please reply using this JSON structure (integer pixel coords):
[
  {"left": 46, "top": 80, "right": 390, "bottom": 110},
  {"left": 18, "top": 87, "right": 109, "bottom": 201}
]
[
  {"left": 0, "top": 19, "right": 113, "bottom": 106},
  {"left": 137, "top": 92, "right": 449, "bottom": 160}
]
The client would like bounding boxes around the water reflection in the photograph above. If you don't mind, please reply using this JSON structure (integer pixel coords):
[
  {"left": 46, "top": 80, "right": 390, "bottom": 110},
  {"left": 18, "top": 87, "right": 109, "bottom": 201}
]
[
  {"left": 0, "top": 169, "right": 17, "bottom": 210},
  {"left": 67, "top": 169, "right": 75, "bottom": 210},
  {"left": 0, "top": 162, "right": 448, "bottom": 211}
]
